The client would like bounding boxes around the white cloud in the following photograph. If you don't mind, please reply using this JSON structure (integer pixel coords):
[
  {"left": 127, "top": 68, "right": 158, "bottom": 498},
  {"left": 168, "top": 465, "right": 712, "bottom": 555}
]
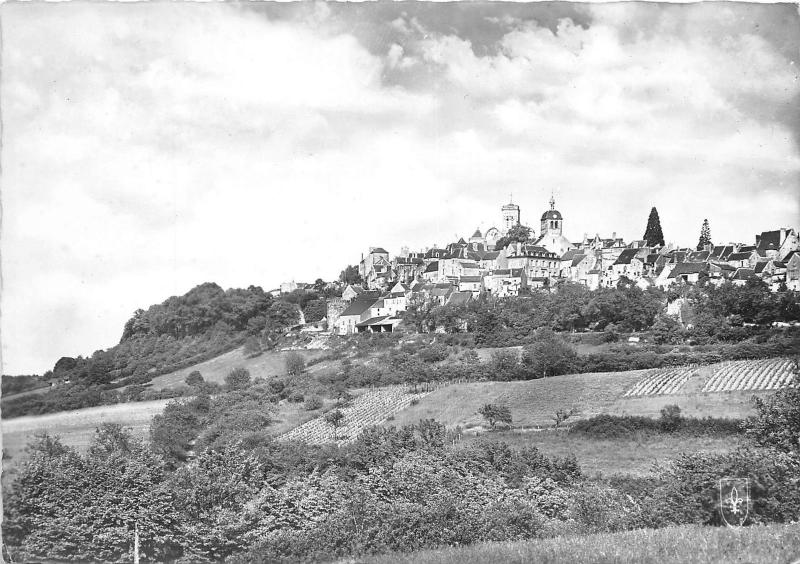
[{"left": 2, "top": 3, "right": 798, "bottom": 373}]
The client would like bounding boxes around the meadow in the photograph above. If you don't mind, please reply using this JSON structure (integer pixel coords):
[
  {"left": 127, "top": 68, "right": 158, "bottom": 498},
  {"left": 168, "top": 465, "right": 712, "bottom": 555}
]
[
  {"left": 363, "top": 523, "right": 800, "bottom": 564},
  {"left": 459, "top": 430, "right": 746, "bottom": 476}
]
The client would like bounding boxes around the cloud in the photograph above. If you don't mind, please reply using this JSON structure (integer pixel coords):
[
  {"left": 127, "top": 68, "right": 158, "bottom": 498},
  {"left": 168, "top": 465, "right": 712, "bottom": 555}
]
[{"left": 2, "top": 3, "right": 798, "bottom": 373}]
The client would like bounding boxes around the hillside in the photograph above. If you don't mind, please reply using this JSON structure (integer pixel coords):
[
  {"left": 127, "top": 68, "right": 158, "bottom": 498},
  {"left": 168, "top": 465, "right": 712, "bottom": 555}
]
[{"left": 364, "top": 523, "right": 800, "bottom": 564}]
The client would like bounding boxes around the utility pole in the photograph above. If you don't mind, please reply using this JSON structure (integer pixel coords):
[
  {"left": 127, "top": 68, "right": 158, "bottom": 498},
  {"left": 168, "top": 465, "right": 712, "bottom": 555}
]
[{"left": 134, "top": 522, "right": 140, "bottom": 564}]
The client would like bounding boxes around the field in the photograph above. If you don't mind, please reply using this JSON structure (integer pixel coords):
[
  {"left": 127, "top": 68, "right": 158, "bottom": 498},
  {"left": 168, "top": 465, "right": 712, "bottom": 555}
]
[
  {"left": 386, "top": 365, "right": 771, "bottom": 432},
  {"left": 4, "top": 354, "right": 790, "bottom": 479},
  {"left": 143, "top": 346, "right": 337, "bottom": 390},
  {"left": 281, "top": 385, "right": 431, "bottom": 445},
  {"left": 2, "top": 399, "right": 172, "bottom": 478},
  {"left": 364, "top": 523, "right": 800, "bottom": 564},
  {"left": 459, "top": 430, "right": 746, "bottom": 477}
]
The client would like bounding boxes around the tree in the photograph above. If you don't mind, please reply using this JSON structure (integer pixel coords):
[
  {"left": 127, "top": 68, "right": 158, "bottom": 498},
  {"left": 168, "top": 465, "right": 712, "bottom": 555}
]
[
  {"left": 697, "top": 219, "right": 712, "bottom": 250},
  {"left": 5, "top": 426, "right": 182, "bottom": 561},
  {"left": 651, "top": 314, "right": 684, "bottom": 345},
  {"left": 478, "top": 403, "right": 512, "bottom": 430},
  {"left": 521, "top": 330, "right": 578, "bottom": 378},
  {"left": 185, "top": 370, "right": 205, "bottom": 387},
  {"left": 285, "top": 352, "right": 306, "bottom": 376},
  {"left": 225, "top": 367, "right": 251, "bottom": 391},
  {"left": 339, "top": 265, "right": 361, "bottom": 285},
  {"left": 552, "top": 407, "right": 577, "bottom": 429},
  {"left": 243, "top": 337, "right": 262, "bottom": 358},
  {"left": 744, "top": 359, "right": 800, "bottom": 454},
  {"left": 324, "top": 409, "right": 345, "bottom": 440},
  {"left": 494, "top": 224, "right": 532, "bottom": 250},
  {"left": 642, "top": 206, "right": 665, "bottom": 247}
]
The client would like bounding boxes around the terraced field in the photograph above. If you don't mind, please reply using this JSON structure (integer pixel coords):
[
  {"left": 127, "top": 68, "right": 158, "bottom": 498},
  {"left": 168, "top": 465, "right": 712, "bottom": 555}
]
[
  {"left": 280, "top": 386, "right": 432, "bottom": 445},
  {"left": 624, "top": 366, "right": 697, "bottom": 397},
  {"left": 701, "top": 358, "right": 797, "bottom": 392}
]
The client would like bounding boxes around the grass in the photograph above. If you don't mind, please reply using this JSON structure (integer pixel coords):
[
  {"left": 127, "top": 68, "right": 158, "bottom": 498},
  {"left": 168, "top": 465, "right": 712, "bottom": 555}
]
[
  {"left": 387, "top": 367, "right": 767, "bottom": 431},
  {"left": 144, "top": 346, "right": 337, "bottom": 390},
  {"left": 459, "top": 430, "right": 746, "bottom": 477},
  {"left": 2, "top": 398, "right": 172, "bottom": 482},
  {"left": 362, "top": 523, "right": 800, "bottom": 564}
]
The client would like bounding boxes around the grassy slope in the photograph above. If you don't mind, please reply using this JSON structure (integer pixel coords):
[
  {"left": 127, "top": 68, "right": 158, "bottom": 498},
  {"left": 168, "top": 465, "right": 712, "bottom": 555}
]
[
  {"left": 460, "top": 431, "right": 747, "bottom": 477},
  {"left": 2, "top": 399, "right": 172, "bottom": 476},
  {"left": 144, "top": 346, "right": 336, "bottom": 390},
  {"left": 364, "top": 523, "right": 800, "bottom": 564},
  {"left": 389, "top": 365, "right": 766, "bottom": 431}
]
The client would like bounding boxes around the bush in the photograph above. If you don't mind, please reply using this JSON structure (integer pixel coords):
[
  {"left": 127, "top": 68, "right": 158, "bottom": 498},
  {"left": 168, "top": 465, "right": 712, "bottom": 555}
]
[
  {"left": 185, "top": 371, "right": 204, "bottom": 387},
  {"left": 285, "top": 352, "right": 306, "bottom": 376},
  {"left": 304, "top": 396, "right": 323, "bottom": 411},
  {"left": 478, "top": 404, "right": 512, "bottom": 430},
  {"left": 225, "top": 368, "right": 251, "bottom": 391},
  {"left": 288, "top": 392, "right": 305, "bottom": 403},
  {"left": 659, "top": 404, "right": 682, "bottom": 432}
]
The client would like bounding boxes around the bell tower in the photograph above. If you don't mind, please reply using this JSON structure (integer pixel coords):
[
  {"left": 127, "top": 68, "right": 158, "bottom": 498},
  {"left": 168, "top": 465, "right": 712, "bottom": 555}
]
[{"left": 501, "top": 195, "right": 520, "bottom": 234}]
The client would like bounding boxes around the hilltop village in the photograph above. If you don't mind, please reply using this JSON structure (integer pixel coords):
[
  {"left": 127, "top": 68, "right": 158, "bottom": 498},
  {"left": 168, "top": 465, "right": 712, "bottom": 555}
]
[{"left": 280, "top": 198, "right": 800, "bottom": 336}]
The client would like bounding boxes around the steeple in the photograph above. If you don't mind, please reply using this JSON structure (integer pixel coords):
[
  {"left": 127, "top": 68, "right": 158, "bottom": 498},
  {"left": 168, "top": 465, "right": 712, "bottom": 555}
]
[{"left": 549, "top": 190, "right": 555, "bottom": 211}]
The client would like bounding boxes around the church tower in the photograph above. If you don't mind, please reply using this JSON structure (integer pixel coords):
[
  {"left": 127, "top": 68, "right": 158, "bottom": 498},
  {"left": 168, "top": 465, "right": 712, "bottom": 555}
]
[
  {"left": 540, "top": 193, "right": 563, "bottom": 236},
  {"left": 501, "top": 198, "right": 520, "bottom": 234}
]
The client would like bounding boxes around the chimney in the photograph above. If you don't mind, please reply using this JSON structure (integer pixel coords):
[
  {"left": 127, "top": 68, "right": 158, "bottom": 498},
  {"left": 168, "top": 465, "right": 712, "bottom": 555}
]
[{"left": 612, "top": 231, "right": 616, "bottom": 240}]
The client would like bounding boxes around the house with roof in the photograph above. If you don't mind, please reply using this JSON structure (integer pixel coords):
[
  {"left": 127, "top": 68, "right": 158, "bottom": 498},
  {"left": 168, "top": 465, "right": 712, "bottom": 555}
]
[
  {"left": 665, "top": 262, "right": 709, "bottom": 286},
  {"left": 359, "top": 247, "right": 392, "bottom": 289},
  {"left": 422, "top": 261, "right": 440, "bottom": 282},
  {"left": 756, "top": 228, "right": 799, "bottom": 260},
  {"left": 785, "top": 251, "right": 800, "bottom": 290},
  {"left": 335, "top": 294, "right": 381, "bottom": 335},
  {"left": 458, "top": 275, "right": 483, "bottom": 297},
  {"left": 731, "top": 268, "right": 757, "bottom": 286},
  {"left": 608, "top": 248, "right": 646, "bottom": 284},
  {"left": 484, "top": 268, "right": 527, "bottom": 297},
  {"left": 503, "top": 242, "right": 560, "bottom": 280},
  {"left": 341, "top": 284, "right": 365, "bottom": 302},
  {"left": 725, "top": 251, "right": 757, "bottom": 269},
  {"left": 393, "top": 255, "right": 425, "bottom": 282}
]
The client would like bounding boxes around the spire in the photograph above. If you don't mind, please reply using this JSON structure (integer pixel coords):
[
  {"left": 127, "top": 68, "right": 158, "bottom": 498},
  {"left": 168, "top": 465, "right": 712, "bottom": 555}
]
[
  {"left": 549, "top": 190, "right": 555, "bottom": 211},
  {"left": 509, "top": 192, "right": 513, "bottom": 205}
]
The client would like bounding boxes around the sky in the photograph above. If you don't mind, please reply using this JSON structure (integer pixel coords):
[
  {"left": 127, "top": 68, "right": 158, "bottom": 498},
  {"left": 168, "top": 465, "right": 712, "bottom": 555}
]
[{"left": 2, "top": 2, "right": 799, "bottom": 374}]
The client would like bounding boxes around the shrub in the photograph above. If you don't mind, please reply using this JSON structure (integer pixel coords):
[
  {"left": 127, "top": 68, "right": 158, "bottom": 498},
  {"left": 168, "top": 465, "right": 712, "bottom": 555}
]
[
  {"left": 304, "top": 396, "right": 323, "bottom": 411},
  {"left": 285, "top": 352, "right": 306, "bottom": 376},
  {"left": 478, "top": 404, "right": 512, "bottom": 430},
  {"left": 659, "top": 404, "right": 682, "bottom": 432},
  {"left": 185, "top": 371, "right": 204, "bottom": 387},
  {"left": 288, "top": 392, "right": 305, "bottom": 403},
  {"left": 225, "top": 368, "right": 251, "bottom": 391}
]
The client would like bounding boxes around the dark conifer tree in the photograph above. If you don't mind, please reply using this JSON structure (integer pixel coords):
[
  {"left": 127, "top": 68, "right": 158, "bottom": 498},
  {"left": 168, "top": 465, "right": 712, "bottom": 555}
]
[
  {"left": 643, "top": 207, "right": 665, "bottom": 247},
  {"left": 697, "top": 219, "right": 712, "bottom": 250}
]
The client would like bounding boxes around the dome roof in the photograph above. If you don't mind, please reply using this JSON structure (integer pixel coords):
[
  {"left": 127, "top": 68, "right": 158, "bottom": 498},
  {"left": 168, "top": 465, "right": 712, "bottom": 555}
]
[
  {"left": 541, "top": 210, "right": 563, "bottom": 221},
  {"left": 471, "top": 228, "right": 483, "bottom": 238}
]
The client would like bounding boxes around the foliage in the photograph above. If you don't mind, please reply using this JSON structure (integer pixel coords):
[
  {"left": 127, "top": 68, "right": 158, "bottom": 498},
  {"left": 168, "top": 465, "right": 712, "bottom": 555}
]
[
  {"left": 339, "top": 265, "right": 362, "bottom": 285},
  {"left": 478, "top": 404, "right": 513, "bottom": 430},
  {"left": 643, "top": 206, "right": 665, "bottom": 247},
  {"left": 225, "top": 368, "right": 252, "bottom": 391},
  {"left": 304, "top": 396, "right": 324, "bottom": 411},
  {"left": 242, "top": 337, "right": 262, "bottom": 358},
  {"left": 521, "top": 330, "right": 578, "bottom": 378},
  {"left": 185, "top": 370, "right": 205, "bottom": 387},
  {"left": 493, "top": 224, "right": 532, "bottom": 251},
  {"left": 744, "top": 359, "right": 800, "bottom": 454},
  {"left": 697, "top": 218, "right": 712, "bottom": 250},
  {"left": 285, "top": 352, "right": 306, "bottom": 376},
  {"left": 652, "top": 314, "right": 684, "bottom": 345},
  {"left": 324, "top": 409, "right": 345, "bottom": 439},
  {"left": 3, "top": 426, "right": 182, "bottom": 562},
  {"left": 569, "top": 413, "right": 743, "bottom": 439}
]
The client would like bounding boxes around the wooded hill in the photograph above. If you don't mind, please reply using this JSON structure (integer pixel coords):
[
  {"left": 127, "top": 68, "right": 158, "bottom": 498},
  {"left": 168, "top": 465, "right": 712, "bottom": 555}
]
[{"left": 2, "top": 283, "right": 308, "bottom": 418}]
